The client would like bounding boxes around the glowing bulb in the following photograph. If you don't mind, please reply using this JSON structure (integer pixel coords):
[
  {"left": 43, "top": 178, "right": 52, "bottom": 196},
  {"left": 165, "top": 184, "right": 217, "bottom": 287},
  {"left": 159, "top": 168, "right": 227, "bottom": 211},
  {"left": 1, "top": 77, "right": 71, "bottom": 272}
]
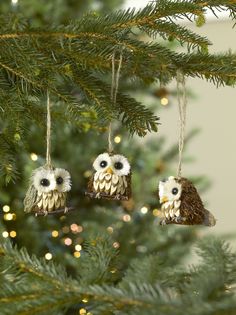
[
  {"left": 113, "top": 242, "right": 120, "bottom": 249},
  {"left": 30, "top": 153, "right": 38, "bottom": 161},
  {"left": 75, "top": 244, "right": 82, "bottom": 251},
  {"left": 51, "top": 230, "right": 59, "bottom": 238},
  {"left": 2, "top": 231, "right": 9, "bottom": 238},
  {"left": 3, "top": 205, "right": 10, "bottom": 213},
  {"left": 161, "top": 97, "right": 169, "bottom": 106},
  {"left": 153, "top": 209, "right": 161, "bottom": 217},
  {"left": 140, "top": 206, "right": 148, "bottom": 214},
  {"left": 4, "top": 213, "right": 14, "bottom": 221},
  {"left": 45, "top": 253, "right": 52, "bottom": 260},
  {"left": 74, "top": 251, "right": 81, "bottom": 258},
  {"left": 122, "top": 214, "right": 131, "bottom": 222},
  {"left": 82, "top": 298, "right": 88, "bottom": 303},
  {"left": 107, "top": 226, "right": 113, "bottom": 234},
  {"left": 114, "top": 135, "right": 121, "bottom": 143},
  {"left": 64, "top": 238, "right": 72, "bottom": 246},
  {"left": 11, "top": 0, "right": 18, "bottom": 4},
  {"left": 62, "top": 226, "right": 70, "bottom": 233},
  {"left": 70, "top": 223, "right": 79, "bottom": 233},
  {"left": 10, "top": 231, "right": 17, "bottom": 238},
  {"left": 79, "top": 309, "right": 87, "bottom": 315}
]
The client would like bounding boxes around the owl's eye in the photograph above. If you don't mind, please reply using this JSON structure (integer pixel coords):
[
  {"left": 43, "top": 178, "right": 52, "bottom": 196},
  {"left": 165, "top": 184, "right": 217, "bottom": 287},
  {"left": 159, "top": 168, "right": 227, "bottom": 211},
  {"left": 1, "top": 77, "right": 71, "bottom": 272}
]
[
  {"left": 114, "top": 162, "right": 123, "bottom": 170},
  {"left": 40, "top": 178, "right": 50, "bottom": 186},
  {"left": 100, "top": 161, "right": 107, "bottom": 168},
  {"left": 172, "top": 187, "right": 178, "bottom": 195},
  {"left": 56, "top": 176, "right": 64, "bottom": 185}
]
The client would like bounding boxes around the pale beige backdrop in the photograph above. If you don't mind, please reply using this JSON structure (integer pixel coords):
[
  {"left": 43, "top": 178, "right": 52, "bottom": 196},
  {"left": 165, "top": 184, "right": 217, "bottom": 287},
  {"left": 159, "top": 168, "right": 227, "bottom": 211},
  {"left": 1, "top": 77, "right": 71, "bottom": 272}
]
[
  {"left": 125, "top": 0, "right": 236, "bottom": 235},
  {"left": 159, "top": 20, "right": 236, "bottom": 234}
]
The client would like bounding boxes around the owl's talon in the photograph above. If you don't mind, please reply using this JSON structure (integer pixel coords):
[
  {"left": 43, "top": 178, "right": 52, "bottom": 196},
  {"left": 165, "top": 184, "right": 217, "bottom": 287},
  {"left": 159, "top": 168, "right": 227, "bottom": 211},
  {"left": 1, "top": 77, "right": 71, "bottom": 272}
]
[
  {"left": 174, "top": 216, "right": 184, "bottom": 223},
  {"left": 95, "top": 192, "right": 101, "bottom": 199},
  {"left": 44, "top": 210, "right": 48, "bottom": 216},
  {"left": 160, "top": 219, "right": 167, "bottom": 226},
  {"left": 64, "top": 207, "right": 69, "bottom": 214},
  {"left": 114, "top": 194, "right": 121, "bottom": 200}
]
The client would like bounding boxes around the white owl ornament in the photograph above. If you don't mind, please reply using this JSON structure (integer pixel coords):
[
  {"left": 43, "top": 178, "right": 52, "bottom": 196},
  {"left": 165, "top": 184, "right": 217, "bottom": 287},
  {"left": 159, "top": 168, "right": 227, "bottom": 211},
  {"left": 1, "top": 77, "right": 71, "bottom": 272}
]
[
  {"left": 24, "top": 166, "right": 72, "bottom": 216},
  {"left": 85, "top": 152, "right": 132, "bottom": 200}
]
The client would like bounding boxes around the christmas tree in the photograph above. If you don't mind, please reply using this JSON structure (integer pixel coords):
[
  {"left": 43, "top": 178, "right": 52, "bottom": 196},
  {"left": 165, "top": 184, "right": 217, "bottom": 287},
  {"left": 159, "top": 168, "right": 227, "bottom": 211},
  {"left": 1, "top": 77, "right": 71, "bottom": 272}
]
[{"left": 1, "top": 0, "right": 236, "bottom": 314}]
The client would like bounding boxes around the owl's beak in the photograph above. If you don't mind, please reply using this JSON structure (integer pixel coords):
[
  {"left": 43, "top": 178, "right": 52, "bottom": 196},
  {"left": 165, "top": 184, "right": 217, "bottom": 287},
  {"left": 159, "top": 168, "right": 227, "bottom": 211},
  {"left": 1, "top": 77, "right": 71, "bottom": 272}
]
[
  {"left": 105, "top": 167, "right": 114, "bottom": 175},
  {"left": 160, "top": 196, "right": 168, "bottom": 203}
]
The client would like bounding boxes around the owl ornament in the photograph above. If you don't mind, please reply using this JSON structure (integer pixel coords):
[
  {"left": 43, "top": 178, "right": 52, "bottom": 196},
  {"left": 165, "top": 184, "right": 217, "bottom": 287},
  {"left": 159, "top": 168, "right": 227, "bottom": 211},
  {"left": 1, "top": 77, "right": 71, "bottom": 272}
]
[
  {"left": 158, "top": 176, "right": 216, "bottom": 226},
  {"left": 24, "top": 166, "right": 71, "bottom": 216},
  {"left": 85, "top": 152, "right": 131, "bottom": 200}
]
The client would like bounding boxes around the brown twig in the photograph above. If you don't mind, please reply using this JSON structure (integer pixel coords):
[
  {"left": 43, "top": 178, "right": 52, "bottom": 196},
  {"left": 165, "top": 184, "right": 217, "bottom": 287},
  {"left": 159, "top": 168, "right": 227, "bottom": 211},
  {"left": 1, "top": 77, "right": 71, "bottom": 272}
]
[{"left": 31, "top": 207, "right": 75, "bottom": 217}]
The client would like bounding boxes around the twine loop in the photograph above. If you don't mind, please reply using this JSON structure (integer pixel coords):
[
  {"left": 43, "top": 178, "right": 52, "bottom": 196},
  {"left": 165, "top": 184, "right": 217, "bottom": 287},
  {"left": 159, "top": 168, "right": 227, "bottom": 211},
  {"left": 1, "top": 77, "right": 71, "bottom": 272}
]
[
  {"left": 108, "top": 47, "right": 123, "bottom": 153},
  {"left": 176, "top": 70, "right": 187, "bottom": 178},
  {"left": 46, "top": 90, "right": 52, "bottom": 169}
]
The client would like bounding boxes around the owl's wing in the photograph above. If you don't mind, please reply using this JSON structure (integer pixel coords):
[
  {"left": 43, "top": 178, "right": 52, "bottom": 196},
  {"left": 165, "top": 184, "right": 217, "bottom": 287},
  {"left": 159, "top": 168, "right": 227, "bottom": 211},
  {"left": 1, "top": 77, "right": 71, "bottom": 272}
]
[
  {"left": 23, "top": 184, "right": 38, "bottom": 213},
  {"left": 179, "top": 196, "right": 205, "bottom": 225},
  {"left": 87, "top": 174, "right": 95, "bottom": 193},
  {"left": 124, "top": 173, "right": 132, "bottom": 198}
]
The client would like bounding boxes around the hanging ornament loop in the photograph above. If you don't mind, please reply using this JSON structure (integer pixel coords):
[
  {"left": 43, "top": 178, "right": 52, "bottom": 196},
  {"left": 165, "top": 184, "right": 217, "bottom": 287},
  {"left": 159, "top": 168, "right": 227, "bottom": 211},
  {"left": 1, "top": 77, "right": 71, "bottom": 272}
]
[
  {"left": 46, "top": 90, "right": 52, "bottom": 169},
  {"left": 108, "top": 47, "right": 124, "bottom": 153},
  {"left": 176, "top": 70, "right": 187, "bottom": 178}
]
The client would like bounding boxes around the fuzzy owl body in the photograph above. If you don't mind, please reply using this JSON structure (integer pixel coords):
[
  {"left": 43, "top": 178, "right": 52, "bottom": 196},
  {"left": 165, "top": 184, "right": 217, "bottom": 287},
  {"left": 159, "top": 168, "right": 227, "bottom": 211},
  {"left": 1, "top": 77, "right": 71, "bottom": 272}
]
[
  {"left": 86, "top": 152, "right": 131, "bottom": 200},
  {"left": 159, "top": 176, "right": 216, "bottom": 226},
  {"left": 24, "top": 166, "right": 71, "bottom": 215}
]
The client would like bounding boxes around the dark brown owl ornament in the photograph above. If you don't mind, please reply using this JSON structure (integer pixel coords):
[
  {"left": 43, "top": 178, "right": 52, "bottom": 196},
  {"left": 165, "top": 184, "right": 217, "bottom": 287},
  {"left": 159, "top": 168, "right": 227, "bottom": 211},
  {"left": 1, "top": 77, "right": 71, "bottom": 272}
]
[
  {"left": 158, "top": 176, "right": 216, "bottom": 226},
  {"left": 85, "top": 152, "right": 131, "bottom": 200}
]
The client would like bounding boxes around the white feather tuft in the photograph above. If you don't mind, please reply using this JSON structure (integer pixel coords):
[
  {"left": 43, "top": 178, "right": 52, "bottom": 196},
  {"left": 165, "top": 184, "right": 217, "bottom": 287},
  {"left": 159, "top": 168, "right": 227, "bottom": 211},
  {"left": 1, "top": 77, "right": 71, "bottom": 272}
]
[
  {"left": 111, "top": 154, "right": 130, "bottom": 176},
  {"left": 33, "top": 168, "right": 56, "bottom": 193},
  {"left": 54, "top": 168, "right": 71, "bottom": 192},
  {"left": 93, "top": 153, "right": 111, "bottom": 172}
]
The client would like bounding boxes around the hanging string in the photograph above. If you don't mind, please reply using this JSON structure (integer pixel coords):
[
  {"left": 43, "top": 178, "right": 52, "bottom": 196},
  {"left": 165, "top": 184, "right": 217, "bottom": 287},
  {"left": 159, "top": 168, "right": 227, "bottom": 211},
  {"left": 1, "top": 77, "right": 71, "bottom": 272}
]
[
  {"left": 108, "top": 48, "right": 123, "bottom": 153},
  {"left": 176, "top": 70, "right": 187, "bottom": 178},
  {"left": 46, "top": 90, "right": 52, "bottom": 168}
]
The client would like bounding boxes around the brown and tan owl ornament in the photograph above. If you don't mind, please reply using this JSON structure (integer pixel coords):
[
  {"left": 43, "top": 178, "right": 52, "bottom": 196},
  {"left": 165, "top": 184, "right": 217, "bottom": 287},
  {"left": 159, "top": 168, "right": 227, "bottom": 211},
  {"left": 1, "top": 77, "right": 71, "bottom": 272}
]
[
  {"left": 85, "top": 152, "right": 131, "bottom": 200},
  {"left": 158, "top": 176, "right": 216, "bottom": 226},
  {"left": 24, "top": 166, "right": 71, "bottom": 216}
]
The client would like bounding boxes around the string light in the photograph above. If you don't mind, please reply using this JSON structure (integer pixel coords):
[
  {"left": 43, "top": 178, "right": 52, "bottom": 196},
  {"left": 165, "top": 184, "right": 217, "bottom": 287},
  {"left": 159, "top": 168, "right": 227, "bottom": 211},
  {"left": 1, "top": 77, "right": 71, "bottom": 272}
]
[
  {"left": 2, "top": 231, "right": 9, "bottom": 238},
  {"left": 62, "top": 226, "right": 70, "bottom": 233},
  {"left": 161, "top": 97, "right": 169, "bottom": 106},
  {"left": 51, "top": 230, "right": 59, "bottom": 238},
  {"left": 75, "top": 244, "right": 82, "bottom": 251},
  {"left": 64, "top": 238, "right": 72, "bottom": 246},
  {"left": 113, "top": 242, "right": 120, "bottom": 249},
  {"left": 79, "top": 309, "right": 87, "bottom": 315},
  {"left": 152, "top": 209, "right": 161, "bottom": 217},
  {"left": 45, "top": 253, "right": 52, "bottom": 260},
  {"left": 4, "top": 213, "right": 14, "bottom": 221},
  {"left": 114, "top": 135, "right": 122, "bottom": 143},
  {"left": 10, "top": 231, "right": 17, "bottom": 238},
  {"left": 70, "top": 223, "right": 80, "bottom": 233},
  {"left": 107, "top": 226, "right": 113, "bottom": 234},
  {"left": 30, "top": 153, "right": 38, "bottom": 161},
  {"left": 11, "top": 0, "right": 18, "bottom": 5},
  {"left": 140, "top": 206, "right": 148, "bottom": 214},
  {"left": 110, "top": 268, "right": 117, "bottom": 274},
  {"left": 82, "top": 298, "right": 89, "bottom": 303},
  {"left": 122, "top": 214, "right": 131, "bottom": 222},
  {"left": 83, "top": 170, "right": 92, "bottom": 178},
  {"left": 74, "top": 251, "right": 81, "bottom": 258},
  {"left": 14, "top": 133, "right": 21, "bottom": 141},
  {"left": 3, "top": 205, "right": 10, "bottom": 213}
]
